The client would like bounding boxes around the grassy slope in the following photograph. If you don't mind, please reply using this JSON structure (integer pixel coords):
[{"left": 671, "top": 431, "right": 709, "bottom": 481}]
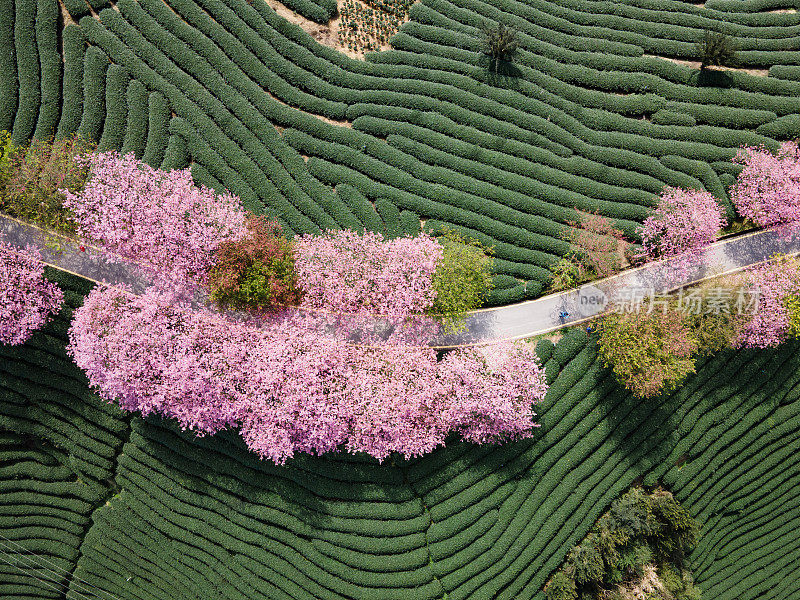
[
  {"left": 1, "top": 271, "right": 800, "bottom": 598},
  {"left": 3, "top": 0, "right": 800, "bottom": 304}
]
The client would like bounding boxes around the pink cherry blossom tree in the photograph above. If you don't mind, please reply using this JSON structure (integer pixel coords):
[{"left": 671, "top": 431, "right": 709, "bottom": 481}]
[
  {"left": 638, "top": 187, "right": 727, "bottom": 262},
  {"left": 0, "top": 237, "right": 64, "bottom": 346},
  {"left": 61, "top": 152, "right": 248, "bottom": 295},
  {"left": 68, "top": 285, "right": 548, "bottom": 465},
  {"left": 294, "top": 229, "right": 443, "bottom": 317},
  {"left": 732, "top": 254, "right": 800, "bottom": 349},
  {"left": 730, "top": 141, "right": 800, "bottom": 229}
]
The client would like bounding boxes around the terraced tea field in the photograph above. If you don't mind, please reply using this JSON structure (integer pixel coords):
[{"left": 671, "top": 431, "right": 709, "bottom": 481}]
[
  {"left": 1, "top": 270, "right": 800, "bottom": 599},
  {"left": 3, "top": 0, "right": 800, "bottom": 303},
  {"left": 4, "top": 0, "right": 800, "bottom": 597}
]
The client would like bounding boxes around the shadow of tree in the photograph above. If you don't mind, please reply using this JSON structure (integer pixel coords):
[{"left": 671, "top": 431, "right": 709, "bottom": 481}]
[
  {"left": 478, "top": 54, "right": 522, "bottom": 88},
  {"left": 692, "top": 69, "right": 734, "bottom": 88}
]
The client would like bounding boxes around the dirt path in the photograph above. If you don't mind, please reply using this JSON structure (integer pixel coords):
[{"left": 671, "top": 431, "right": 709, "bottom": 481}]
[{"left": 642, "top": 55, "right": 769, "bottom": 77}]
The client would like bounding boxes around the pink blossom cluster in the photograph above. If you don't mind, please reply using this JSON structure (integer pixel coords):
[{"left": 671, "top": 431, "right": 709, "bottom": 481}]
[
  {"left": 730, "top": 141, "right": 800, "bottom": 228},
  {"left": 67, "top": 286, "right": 547, "bottom": 464},
  {"left": 294, "top": 229, "right": 443, "bottom": 317},
  {"left": 733, "top": 255, "right": 800, "bottom": 349},
  {"left": 0, "top": 237, "right": 64, "bottom": 346},
  {"left": 638, "top": 187, "right": 727, "bottom": 262},
  {"left": 61, "top": 152, "right": 248, "bottom": 294}
]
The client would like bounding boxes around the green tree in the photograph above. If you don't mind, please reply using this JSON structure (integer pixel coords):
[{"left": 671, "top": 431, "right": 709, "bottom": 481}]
[
  {"left": 696, "top": 30, "right": 738, "bottom": 70},
  {"left": 481, "top": 22, "right": 519, "bottom": 72},
  {"left": 596, "top": 309, "right": 698, "bottom": 398},
  {"left": 427, "top": 228, "right": 493, "bottom": 333}
]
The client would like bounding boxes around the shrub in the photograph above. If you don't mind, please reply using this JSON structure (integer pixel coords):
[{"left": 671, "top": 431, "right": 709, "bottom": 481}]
[
  {"left": 0, "top": 134, "right": 94, "bottom": 235},
  {"left": 597, "top": 309, "right": 698, "bottom": 398},
  {"left": 567, "top": 209, "right": 629, "bottom": 280},
  {"left": 785, "top": 294, "right": 800, "bottom": 339},
  {"left": 61, "top": 152, "right": 248, "bottom": 295},
  {"left": 427, "top": 227, "right": 494, "bottom": 333},
  {"left": 481, "top": 22, "right": 519, "bottom": 72},
  {"left": 0, "top": 237, "right": 64, "bottom": 345},
  {"left": 566, "top": 541, "right": 606, "bottom": 585},
  {"left": 207, "top": 216, "right": 302, "bottom": 313},
  {"left": 549, "top": 257, "right": 582, "bottom": 292},
  {"left": 730, "top": 141, "right": 800, "bottom": 229},
  {"left": 672, "top": 283, "right": 748, "bottom": 355},
  {"left": 648, "top": 490, "right": 700, "bottom": 561},
  {"left": 0, "top": 130, "right": 17, "bottom": 193},
  {"left": 696, "top": 30, "right": 738, "bottom": 70}
]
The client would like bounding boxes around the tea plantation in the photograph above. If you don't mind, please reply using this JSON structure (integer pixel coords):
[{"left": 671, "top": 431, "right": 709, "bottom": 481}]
[
  {"left": 2, "top": 269, "right": 800, "bottom": 599},
  {"left": 3, "top": 0, "right": 800, "bottom": 303}
]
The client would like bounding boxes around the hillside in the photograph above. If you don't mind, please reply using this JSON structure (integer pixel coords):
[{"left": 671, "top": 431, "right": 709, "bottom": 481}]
[
  {"left": 2, "top": 0, "right": 800, "bottom": 304},
  {"left": 2, "top": 269, "right": 800, "bottom": 599}
]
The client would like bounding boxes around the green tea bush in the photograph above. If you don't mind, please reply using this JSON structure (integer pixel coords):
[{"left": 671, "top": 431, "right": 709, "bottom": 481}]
[
  {"left": 207, "top": 215, "right": 303, "bottom": 313},
  {"left": 33, "top": 0, "right": 61, "bottom": 142},
  {"left": 651, "top": 110, "right": 697, "bottom": 127},
  {"left": 97, "top": 64, "right": 131, "bottom": 152},
  {"left": 0, "top": 0, "right": 16, "bottom": 132},
  {"left": 427, "top": 227, "right": 494, "bottom": 333},
  {"left": 121, "top": 79, "right": 149, "bottom": 157},
  {"left": 11, "top": 0, "right": 38, "bottom": 144},
  {"left": 56, "top": 25, "right": 88, "bottom": 140},
  {"left": 76, "top": 45, "right": 110, "bottom": 144},
  {"left": 0, "top": 134, "right": 94, "bottom": 235}
]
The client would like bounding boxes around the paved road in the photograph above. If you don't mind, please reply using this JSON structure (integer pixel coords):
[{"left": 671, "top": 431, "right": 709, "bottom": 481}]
[{"left": 3, "top": 213, "right": 800, "bottom": 348}]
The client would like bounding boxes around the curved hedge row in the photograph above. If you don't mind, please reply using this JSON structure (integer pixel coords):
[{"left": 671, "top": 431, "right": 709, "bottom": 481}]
[
  {"left": 97, "top": 64, "right": 131, "bottom": 152},
  {"left": 32, "top": 0, "right": 61, "bottom": 142},
  {"left": 11, "top": 0, "right": 39, "bottom": 144},
  {"left": 0, "top": 0, "right": 15, "bottom": 133},
  {"left": 55, "top": 26, "right": 87, "bottom": 140},
  {"left": 121, "top": 79, "right": 149, "bottom": 157},
  {"left": 75, "top": 46, "right": 109, "bottom": 144}
]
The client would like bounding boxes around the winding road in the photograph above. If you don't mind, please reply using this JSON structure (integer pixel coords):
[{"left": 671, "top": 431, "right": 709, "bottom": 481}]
[{"left": 3, "top": 213, "right": 800, "bottom": 349}]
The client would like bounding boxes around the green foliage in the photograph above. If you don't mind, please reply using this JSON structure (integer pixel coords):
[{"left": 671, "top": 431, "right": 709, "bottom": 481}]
[
  {"left": 207, "top": 215, "right": 303, "bottom": 313},
  {"left": 481, "top": 21, "right": 519, "bottom": 72},
  {"left": 547, "top": 487, "right": 700, "bottom": 600},
  {"left": 550, "top": 257, "right": 582, "bottom": 292},
  {"left": 545, "top": 571, "right": 578, "bottom": 600},
  {"left": 785, "top": 294, "right": 800, "bottom": 339},
  {"left": 566, "top": 541, "right": 606, "bottom": 585},
  {"left": 427, "top": 227, "right": 494, "bottom": 333},
  {"left": 0, "top": 130, "right": 17, "bottom": 193},
  {"left": 597, "top": 309, "right": 699, "bottom": 398},
  {"left": 0, "top": 134, "right": 93, "bottom": 235},
  {"left": 696, "top": 30, "right": 739, "bottom": 70}
]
